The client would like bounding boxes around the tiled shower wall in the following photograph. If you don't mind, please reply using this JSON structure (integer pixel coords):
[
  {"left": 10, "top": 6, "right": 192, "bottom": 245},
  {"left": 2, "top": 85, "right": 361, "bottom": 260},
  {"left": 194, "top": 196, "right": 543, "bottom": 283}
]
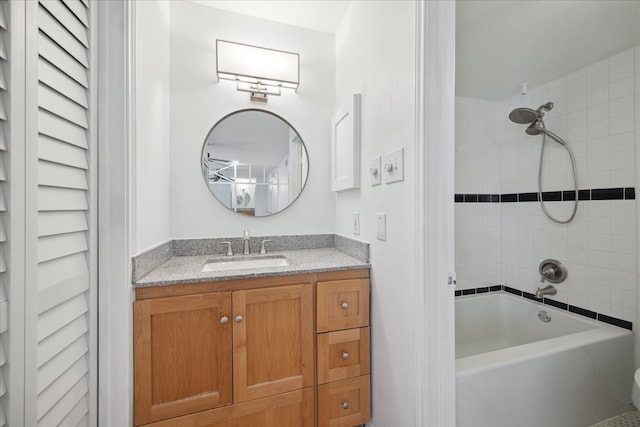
[{"left": 455, "top": 46, "right": 640, "bottom": 363}]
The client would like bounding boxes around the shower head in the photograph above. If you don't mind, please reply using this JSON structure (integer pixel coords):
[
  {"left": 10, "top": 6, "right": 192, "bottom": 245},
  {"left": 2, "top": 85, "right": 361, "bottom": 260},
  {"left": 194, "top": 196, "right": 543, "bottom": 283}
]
[
  {"left": 509, "top": 107, "right": 538, "bottom": 124},
  {"left": 526, "top": 120, "right": 543, "bottom": 135},
  {"left": 509, "top": 102, "right": 555, "bottom": 125}
]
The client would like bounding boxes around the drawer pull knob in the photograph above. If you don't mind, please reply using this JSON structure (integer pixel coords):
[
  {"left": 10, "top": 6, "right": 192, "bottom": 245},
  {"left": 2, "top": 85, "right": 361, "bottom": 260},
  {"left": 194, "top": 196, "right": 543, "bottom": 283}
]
[
  {"left": 342, "top": 400, "right": 349, "bottom": 410},
  {"left": 235, "top": 315, "right": 244, "bottom": 323},
  {"left": 220, "top": 316, "right": 229, "bottom": 324},
  {"left": 341, "top": 302, "right": 349, "bottom": 309},
  {"left": 342, "top": 352, "right": 349, "bottom": 360}
]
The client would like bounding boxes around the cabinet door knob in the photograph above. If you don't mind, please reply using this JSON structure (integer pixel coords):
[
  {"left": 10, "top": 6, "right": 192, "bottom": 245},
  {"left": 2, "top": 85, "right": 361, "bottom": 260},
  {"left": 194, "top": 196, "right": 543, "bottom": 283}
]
[
  {"left": 342, "top": 351, "right": 349, "bottom": 360},
  {"left": 342, "top": 400, "right": 349, "bottom": 410},
  {"left": 235, "top": 315, "right": 244, "bottom": 323},
  {"left": 220, "top": 316, "right": 229, "bottom": 324},
  {"left": 341, "top": 302, "right": 349, "bottom": 309}
]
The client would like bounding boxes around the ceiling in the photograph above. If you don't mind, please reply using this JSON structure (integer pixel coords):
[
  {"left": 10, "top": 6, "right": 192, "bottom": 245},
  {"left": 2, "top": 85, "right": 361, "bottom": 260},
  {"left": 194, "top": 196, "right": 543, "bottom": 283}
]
[
  {"left": 190, "top": 0, "right": 351, "bottom": 34},
  {"left": 456, "top": 0, "right": 640, "bottom": 101},
  {"left": 190, "top": 1, "right": 640, "bottom": 102}
]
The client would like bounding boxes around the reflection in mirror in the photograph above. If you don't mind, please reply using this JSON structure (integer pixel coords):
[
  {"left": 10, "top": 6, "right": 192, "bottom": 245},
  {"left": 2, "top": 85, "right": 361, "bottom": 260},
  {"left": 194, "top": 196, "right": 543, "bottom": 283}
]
[{"left": 201, "top": 110, "right": 309, "bottom": 217}]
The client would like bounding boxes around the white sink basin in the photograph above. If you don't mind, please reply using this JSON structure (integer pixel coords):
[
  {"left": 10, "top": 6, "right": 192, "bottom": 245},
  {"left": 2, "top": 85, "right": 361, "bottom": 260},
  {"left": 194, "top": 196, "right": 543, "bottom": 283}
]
[{"left": 201, "top": 256, "right": 289, "bottom": 273}]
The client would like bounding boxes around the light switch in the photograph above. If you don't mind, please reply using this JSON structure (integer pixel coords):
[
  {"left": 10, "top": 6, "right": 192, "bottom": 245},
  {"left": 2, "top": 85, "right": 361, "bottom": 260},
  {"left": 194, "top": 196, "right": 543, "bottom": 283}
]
[
  {"left": 382, "top": 148, "right": 404, "bottom": 184},
  {"left": 353, "top": 212, "right": 360, "bottom": 235},
  {"left": 377, "top": 213, "right": 386, "bottom": 241},
  {"left": 370, "top": 156, "right": 381, "bottom": 186}
]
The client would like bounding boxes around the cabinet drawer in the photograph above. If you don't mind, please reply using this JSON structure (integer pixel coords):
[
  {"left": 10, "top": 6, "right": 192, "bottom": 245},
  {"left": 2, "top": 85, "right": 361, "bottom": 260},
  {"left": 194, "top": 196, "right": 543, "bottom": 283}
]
[
  {"left": 317, "top": 279, "right": 369, "bottom": 332},
  {"left": 317, "top": 327, "right": 370, "bottom": 384},
  {"left": 318, "top": 375, "right": 371, "bottom": 427}
]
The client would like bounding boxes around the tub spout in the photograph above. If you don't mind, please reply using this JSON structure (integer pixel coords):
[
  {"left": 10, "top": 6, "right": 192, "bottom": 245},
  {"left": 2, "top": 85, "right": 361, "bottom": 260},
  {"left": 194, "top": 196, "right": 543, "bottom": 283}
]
[{"left": 535, "top": 284, "right": 557, "bottom": 299}]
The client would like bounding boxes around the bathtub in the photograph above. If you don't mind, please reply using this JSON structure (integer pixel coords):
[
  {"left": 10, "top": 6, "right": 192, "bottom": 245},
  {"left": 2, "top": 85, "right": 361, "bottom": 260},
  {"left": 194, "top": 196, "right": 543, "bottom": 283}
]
[{"left": 456, "top": 292, "right": 634, "bottom": 427}]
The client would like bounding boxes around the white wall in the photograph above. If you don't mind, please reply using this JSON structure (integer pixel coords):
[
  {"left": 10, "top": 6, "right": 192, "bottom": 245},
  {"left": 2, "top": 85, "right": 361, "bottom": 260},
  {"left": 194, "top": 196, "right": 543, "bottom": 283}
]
[
  {"left": 168, "top": 2, "right": 335, "bottom": 239},
  {"left": 334, "top": 2, "right": 416, "bottom": 425},
  {"left": 456, "top": 46, "right": 640, "bottom": 364},
  {"left": 134, "top": 1, "right": 172, "bottom": 253}
]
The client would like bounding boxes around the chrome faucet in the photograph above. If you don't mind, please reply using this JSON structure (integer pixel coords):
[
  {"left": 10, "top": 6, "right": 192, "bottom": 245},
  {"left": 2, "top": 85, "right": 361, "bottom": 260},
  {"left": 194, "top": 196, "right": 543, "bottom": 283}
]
[
  {"left": 242, "top": 229, "right": 250, "bottom": 255},
  {"left": 535, "top": 283, "right": 557, "bottom": 299}
]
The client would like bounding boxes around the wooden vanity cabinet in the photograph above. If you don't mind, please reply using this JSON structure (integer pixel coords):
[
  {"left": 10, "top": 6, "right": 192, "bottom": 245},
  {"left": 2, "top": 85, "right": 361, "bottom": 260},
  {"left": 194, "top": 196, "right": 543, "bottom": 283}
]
[
  {"left": 134, "top": 269, "right": 370, "bottom": 427},
  {"left": 317, "top": 278, "right": 371, "bottom": 427}
]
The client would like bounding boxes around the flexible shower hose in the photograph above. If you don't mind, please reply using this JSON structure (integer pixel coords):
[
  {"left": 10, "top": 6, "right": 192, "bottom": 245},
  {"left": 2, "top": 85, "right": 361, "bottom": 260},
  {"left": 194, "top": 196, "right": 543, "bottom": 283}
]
[{"left": 537, "top": 121, "right": 578, "bottom": 224}]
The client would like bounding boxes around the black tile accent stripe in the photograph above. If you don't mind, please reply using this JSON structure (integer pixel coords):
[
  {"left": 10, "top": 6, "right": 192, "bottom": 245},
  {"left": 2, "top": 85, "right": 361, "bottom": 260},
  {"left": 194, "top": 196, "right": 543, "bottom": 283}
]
[
  {"left": 598, "top": 313, "right": 633, "bottom": 330},
  {"left": 454, "top": 285, "right": 632, "bottom": 330},
  {"left": 504, "top": 286, "right": 522, "bottom": 296},
  {"left": 625, "top": 188, "right": 635, "bottom": 200},
  {"left": 544, "top": 298, "right": 568, "bottom": 311},
  {"left": 455, "top": 187, "right": 636, "bottom": 203}
]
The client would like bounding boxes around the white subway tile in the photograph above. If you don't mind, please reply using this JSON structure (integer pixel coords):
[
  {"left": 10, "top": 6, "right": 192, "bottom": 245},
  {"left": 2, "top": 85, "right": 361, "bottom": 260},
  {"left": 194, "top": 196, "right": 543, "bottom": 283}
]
[
  {"left": 609, "top": 77, "right": 634, "bottom": 100},
  {"left": 567, "top": 93, "right": 587, "bottom": 112},
  {"left": 609, "top": 58, "right": 634, "bottom": 82},
  {"left": 611, "top": 305, "right": 635, "bottom": 323},
  {"left": 612, "top": 288, "right": 637, "bottom": 309},
  {"left": 610, "top": 132, "right": 635, "bottom": 152},
  {"left": 610, "top": 113, "right": 634, "bottom": 135},
  {"left": 587, "top": 67, "right": 609, "bottom": 90},
  {"left": 610, "top": 95, "right": 634, "bottom": 118},
  {"left": 587, "top": 85, "right": 609, "bottom": 107},
  {"left": 588, "top": 299, "right": 611, "bottom": 316}
]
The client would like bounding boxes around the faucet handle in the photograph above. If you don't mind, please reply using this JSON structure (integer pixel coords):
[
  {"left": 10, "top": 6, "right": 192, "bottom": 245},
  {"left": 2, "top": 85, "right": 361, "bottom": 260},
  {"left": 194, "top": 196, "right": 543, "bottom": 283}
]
[
  {"left": 219, "top": 241, "right": 233, "bottom": 256},
  {"left": 260, "top": 240, "right": 273, "bottom": 254}
]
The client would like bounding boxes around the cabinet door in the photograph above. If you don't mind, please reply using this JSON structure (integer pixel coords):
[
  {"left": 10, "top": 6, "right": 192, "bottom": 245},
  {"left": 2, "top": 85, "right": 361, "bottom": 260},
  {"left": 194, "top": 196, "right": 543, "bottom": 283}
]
[
  {"left": 134, "top": 292, "right": 233, "bottom": 425},
  {"left": 233, "top": 284, "right": 314, "bottom": 402}
]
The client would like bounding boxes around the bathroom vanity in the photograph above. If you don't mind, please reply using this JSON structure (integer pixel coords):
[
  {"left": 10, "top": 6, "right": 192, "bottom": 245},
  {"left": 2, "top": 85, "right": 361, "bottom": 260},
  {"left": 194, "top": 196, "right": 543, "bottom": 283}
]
[{"left": 132, "top": 242, "right": 371, "bottom": 427}]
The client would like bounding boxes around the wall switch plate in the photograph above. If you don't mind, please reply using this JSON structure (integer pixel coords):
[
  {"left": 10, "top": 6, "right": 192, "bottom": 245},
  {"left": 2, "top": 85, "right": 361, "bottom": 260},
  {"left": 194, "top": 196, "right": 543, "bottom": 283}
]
[
  {"left": 382, "top": 147, "right": 404, "bottom": 184},
  {"left": 370, "top": 156, "right": 381, "bottom": 186},
  {"left": 376, "top": 213, "right": 386, "bottom": 241},
  {"left": 353, "top": 212, "right": 360, "bottom": 235}
]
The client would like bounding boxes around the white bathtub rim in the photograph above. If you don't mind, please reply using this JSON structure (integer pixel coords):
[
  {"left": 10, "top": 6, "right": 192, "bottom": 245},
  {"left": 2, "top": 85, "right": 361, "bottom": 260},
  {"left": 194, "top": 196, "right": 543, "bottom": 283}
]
[{"left": 456, "top": 292, "right": 632, "bottom": 378}]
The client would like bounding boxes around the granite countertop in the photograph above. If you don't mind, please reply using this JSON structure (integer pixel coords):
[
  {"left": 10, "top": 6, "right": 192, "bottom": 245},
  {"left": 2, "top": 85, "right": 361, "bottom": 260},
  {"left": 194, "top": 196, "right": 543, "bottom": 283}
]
[{"left": 134, "top": 247, "right": 370, "bottom": 287}]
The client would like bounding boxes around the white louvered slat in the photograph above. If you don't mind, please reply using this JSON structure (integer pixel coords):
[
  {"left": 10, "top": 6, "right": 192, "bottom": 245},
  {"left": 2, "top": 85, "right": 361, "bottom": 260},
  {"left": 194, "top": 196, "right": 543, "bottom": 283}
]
[
  {"left": 38, "top": 33, "right": 88, "bottom": 88},
  {"left": 0, "top": 341, "right": 6, "bottom": 367},
  {"left": 37, "top": 5, "right": 88, "bottom": 68},
  {"left": 38, "top": 272, "right": 88, "bottom": 314},
  {"left": 38, "top": 134, "right": 88, "bottom": 169},
  {"left": 38, "top": 380, "right": 88, "bottom": 427},
  {"left": 38, "top": 84, "right": 88, "bottom": 129},
  {"left": 37, "top": 336, "right": 87, "bottom": 393},
  {"left": 38, "top": 160, "right": 88, "bottom": 190},
  {"left": 0, "top": 2, "right": 7, "bottom": 30},
  {"left": 38, "top": 0, "right": 88, "bottom": 48},
  {"left": 37, "top": 358, "right": 87, "bottom": 421},
  {"left": 37, "top": 294, "right": 87, "bottom": 343},
  {"left": 38, "top": 211, "right": 87, "bottom": 237},
  {"left": 0, "top": 63, "right": 5, "bottom": 91},
  {"left": 0, "top": 224, "right": 6, "bottom": 243},
  {"left": 59, "top": 396, "right": 89, "bottom": 427},
  {"left": 0, "top": 33, "right": 5, "bottom": 62},
  {"left": 61, "top": 0, "right": 88, "bottom": 28},
  {"left": 0, "top": 301, "right": 6, "bottom": 335},
  {"left": 37, "top": 316, "right": 87, "bottom": 368},
  {"left": 38, "top": 232, "right": 88, "bottom": 263},
  {"left": 38, "top": 110, "right": 87, "bottom": 149},
  {"left": 37, "top": 253, "right": 87, "bottom": 290},
  {"left": 38, "top": 187, "right": 88, "bottom": 211},
  {"left": 0, "top": 128, "right": 7, "bottom": 151},
  {"left": 39, "top": 58, "right": 88, "bottom": 108}
]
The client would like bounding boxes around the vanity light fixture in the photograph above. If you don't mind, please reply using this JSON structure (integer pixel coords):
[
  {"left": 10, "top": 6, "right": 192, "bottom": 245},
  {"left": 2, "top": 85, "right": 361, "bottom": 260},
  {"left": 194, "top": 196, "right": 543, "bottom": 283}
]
[{"left": 216, "top": 39, "right": 299, "bottom": 103}]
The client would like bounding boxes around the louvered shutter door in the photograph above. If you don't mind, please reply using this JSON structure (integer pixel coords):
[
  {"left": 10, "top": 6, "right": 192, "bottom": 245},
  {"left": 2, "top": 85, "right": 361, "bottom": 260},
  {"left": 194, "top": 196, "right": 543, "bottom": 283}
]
[
  {"left": 0, "top": 1, "right": 8, "bottom": 426},
  {"left": 26, "top": 0, "right": 96, "bottom": 425}
]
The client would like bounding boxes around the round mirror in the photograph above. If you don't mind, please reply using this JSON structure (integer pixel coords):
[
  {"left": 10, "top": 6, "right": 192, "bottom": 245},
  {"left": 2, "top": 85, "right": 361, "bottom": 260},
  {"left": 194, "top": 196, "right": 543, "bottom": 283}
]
[{"left": 201, "top": 109, "right": 309, "bottom": 217}]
